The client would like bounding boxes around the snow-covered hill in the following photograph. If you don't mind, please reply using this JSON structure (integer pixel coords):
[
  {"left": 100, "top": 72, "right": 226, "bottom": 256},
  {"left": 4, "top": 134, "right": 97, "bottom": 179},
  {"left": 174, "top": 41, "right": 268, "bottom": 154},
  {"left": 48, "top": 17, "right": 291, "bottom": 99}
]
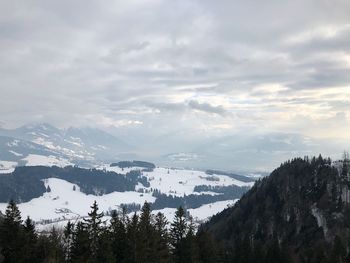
[
  {"left": 0, "top": 123, "right": 260, "bottom": 229},
  {"left": 0, "top": 136, "right": 72, "bottom": 173},
  {"left": 0, "top": 123, "right": 132, "bottom": 168},
  {"left": 0, "top": 164, "right": 254, "bottom": 230}
]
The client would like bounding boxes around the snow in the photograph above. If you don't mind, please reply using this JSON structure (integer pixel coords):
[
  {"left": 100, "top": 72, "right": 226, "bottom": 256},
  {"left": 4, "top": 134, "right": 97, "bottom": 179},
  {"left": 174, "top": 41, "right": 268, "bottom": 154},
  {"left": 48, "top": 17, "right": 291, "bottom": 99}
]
[
  {"left": 9, "top": 150, "right": 23, "bottom": 156},
  {"left": 0, "top": 160, "right": 17, "bottom": 173},
  {"left": 6, "top": 139, "right": 19, "bottom": 147},
  {"left": 103, "top": 165, "right": 142, "bottom": 175},
  {"left": 311, "top": 205, "right": 328, "bottom": 238},
  {"left": 141, "top": 167, "right": 253, "bottom": 196},
  {"left": 153, "top": 200, "right": 238, "bottom": 224},
  {"left": 188, "top": 200, "right": 237, "bottom": 222},
  {"left": 0, "top": 163, "right": 252, "bottom": 230},
  {"left": 0, "top": 178, "right": 155, "bottom": 224},
  {"left": 22, "top": 154, "right": 72, "bottom": 167},
  {"left": 99, "top": 166, "right": 253, "bottom": 196}
]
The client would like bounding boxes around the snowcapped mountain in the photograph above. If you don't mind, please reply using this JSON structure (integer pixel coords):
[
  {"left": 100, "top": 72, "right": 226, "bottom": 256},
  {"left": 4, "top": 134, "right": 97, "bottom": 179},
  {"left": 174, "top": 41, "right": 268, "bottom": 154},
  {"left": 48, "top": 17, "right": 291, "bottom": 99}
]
[
  {"left": 0, "top": 135, "right": 72, "bottom": 173},
  {"left": 0, "top": 123, "right": 131, "bottom": 168},
  {"left": 0, "top": 123, "right": 262, "bottom": 230}
]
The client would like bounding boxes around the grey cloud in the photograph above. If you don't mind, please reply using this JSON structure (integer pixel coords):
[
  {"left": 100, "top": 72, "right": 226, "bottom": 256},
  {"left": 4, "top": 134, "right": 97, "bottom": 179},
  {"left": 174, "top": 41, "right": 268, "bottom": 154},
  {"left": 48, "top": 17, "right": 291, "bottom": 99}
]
[
  {"left": 0, "top": 0, "right": 349, "bottom": 150},
  {"left": 188, "top": 100, "right": 227, "bottom": 116}
]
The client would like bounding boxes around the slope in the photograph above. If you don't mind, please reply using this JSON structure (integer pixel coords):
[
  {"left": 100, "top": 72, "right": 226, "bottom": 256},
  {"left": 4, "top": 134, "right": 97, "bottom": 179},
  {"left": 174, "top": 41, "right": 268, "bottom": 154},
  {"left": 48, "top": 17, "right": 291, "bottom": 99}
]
[{"left": 202, "top": 155, "right": 350, "bottom": 262}]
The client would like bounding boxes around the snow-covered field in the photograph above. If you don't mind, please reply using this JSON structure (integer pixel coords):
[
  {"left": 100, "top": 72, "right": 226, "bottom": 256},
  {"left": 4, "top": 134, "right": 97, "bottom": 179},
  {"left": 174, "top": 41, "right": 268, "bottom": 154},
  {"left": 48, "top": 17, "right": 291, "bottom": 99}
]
[
  {"left": 154, "top": 199, "right": 238, "bottom": 224},
  {"left": 0, "top": 178, "right": 155, "bottom": 225},
  {"left": 0, "top": 176, "right": 238, "bottom": 231},
  {"left": 22, "top": 154, "right": 72, "bottom": 167},
  {"left": 0, "top": 160, "right": 254, "bottom": 230},
  {"left": 0, "top": 160, "right": 17, "bottom": 173},
  {"left": 102, "top": 166, "right": 254, "bottom": 197}
]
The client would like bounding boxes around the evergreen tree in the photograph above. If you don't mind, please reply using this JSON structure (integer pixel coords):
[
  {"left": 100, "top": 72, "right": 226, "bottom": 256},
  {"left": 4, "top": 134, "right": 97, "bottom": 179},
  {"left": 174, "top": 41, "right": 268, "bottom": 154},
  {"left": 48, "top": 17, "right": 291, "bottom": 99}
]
[
  {"left": 170, "top": 206, "right": 188, "bottom": 263},
  {"left": 110, "top": 210, "right": 127, "bottom": 262},
  {"left": 63, "top": 221, "right": 74, "bottom": 262},
  {"left": 71, "top": 221, "right": 90, "bottom": 262},
  {"left": 154, "top": 212, "right": 171, "bottom": 263},
  {"left": 125, "top": 213, "right": 139, "bottom": 263},
  {"left": 136, "top": 202, "right": 156, "bottom": 263},
  {"left": 0, "top": 200, "right": 25, "bottom": 263},
  {"left": 96, "top": 230, "right": 115, "bottom": 263},
  {"left": 329, "top": 236, "right": 346, "bottom": 263},
  {"left": 182, "top": 216, "right": 200, "bottom": 263},
  {"left": 22, "top": 216, "right": 37, "bottom": 261},
  {"left": 84, "top": 200, "right": 104, "bottom": 262}
]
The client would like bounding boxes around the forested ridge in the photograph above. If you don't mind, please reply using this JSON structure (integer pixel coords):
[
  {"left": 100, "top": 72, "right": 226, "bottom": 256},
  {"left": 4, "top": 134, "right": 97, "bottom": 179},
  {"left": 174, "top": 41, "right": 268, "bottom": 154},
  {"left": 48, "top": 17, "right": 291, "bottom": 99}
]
[{"left": 202, "top": 155, "right": 350, "bottom": 262}]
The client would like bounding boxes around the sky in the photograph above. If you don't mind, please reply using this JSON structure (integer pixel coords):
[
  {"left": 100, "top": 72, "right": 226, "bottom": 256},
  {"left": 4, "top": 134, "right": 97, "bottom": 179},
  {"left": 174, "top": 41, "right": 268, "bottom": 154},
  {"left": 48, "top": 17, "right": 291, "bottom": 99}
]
[{"left": 1, "top": 0, "right": 350, "bottom": 170}]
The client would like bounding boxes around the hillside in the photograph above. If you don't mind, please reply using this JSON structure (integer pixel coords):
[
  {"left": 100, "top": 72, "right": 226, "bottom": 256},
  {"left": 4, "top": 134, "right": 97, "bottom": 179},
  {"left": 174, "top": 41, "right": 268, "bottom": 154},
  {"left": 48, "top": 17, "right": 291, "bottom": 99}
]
[
  {"left": 0, "top": 123, "right": 130, "bottom": 167},
  {"left": 202, "top": 155, "right": 350, "bottom": 262},
  {"left": 0, "top": 164, "right": 253, "bottom": 228}
]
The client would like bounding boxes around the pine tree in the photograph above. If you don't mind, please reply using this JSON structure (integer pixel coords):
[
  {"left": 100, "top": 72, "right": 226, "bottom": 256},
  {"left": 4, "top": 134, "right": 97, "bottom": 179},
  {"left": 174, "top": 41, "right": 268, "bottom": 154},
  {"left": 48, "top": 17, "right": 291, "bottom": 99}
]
[
  {"left": 0, "top": 200, "right": 25, "bottom": 262},
  {"left": 136, "top": 202, "right": 156, "bottom": 263},
  {"left": 182, "top": 216, "right": 200, "bottom": 263},
  {"left": 63, "top": 221, "right": 74, "bottom": 262},
  {"left": 96, "top": 229, "right": 115, "bottom": 263},
  {"left": 154, "top": 212, "right": 171, "bottom": 263},
  {"left": 71, "top": 221, "right": 90, "bottom": 262},
  {"left": 170, "top": 206, "right": 188, "bottom": 263},
  {"left": 197, "top": 230, "right": 222, "bottom": 263},
  {"left": 330, "top": 236, "right": 346, "bottom": 263},
  {"left": 44, "top": 227, "right": 65, "bottom": 263},
  {"left": 125, "top": 213, "right": 139, "bottom": 263},
  {"left": 110, "top": 210, "right": 127, "bottom": 262},
  {"left": 23, "top": 216, "right": 37, "bottom": 261},
  {"left": 84, "top": 200, "right": 104, "bottom": 262}
]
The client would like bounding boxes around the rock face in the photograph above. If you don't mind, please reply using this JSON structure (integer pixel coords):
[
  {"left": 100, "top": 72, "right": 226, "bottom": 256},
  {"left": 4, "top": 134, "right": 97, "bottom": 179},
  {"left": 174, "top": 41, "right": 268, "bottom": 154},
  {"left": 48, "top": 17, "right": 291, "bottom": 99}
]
[{"left": 203, "top": 156, "right": 350, "bottom": 262}]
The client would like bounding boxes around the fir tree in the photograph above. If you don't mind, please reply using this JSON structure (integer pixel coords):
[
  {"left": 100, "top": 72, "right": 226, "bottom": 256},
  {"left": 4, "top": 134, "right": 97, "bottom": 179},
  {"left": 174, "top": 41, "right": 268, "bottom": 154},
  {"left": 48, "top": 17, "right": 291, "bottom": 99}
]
[
  {"left": 136, "top": 202, "right": 156, "bottom": 263},
  {"left": 0, "top": 200, "right": 24, "bottom": 262},
  {"left": 182, "top": 216, "right": 200, "bottom": 263},
  {"left": 71, "top": 221, "right": 90, "bottom": 262},
  {"left": 96, "top": 230, "right": 115, "bottom": 263},
  {"left": 63, "top": 221, "right": 74, "bottom": 262},
  {"left": 23, "top": 216, "right": 37, "bottom": 261},
  {"left": 170, "top": 206, "right": 188, "bottom": 263},
  {"left": 45, "top": 227, "right": 65, "bottom": 263},
  {"left": 84, "top": 200, "right": 104, "bottom": 262},
  {"left": 154, "top": 212, "right": 171, "bottom": 263},
  {"left": 125, "top": 213, "right": 139, "bottom": 263},
  {"left": 110, "top": 210, "right": 127, "bottom": 262}
]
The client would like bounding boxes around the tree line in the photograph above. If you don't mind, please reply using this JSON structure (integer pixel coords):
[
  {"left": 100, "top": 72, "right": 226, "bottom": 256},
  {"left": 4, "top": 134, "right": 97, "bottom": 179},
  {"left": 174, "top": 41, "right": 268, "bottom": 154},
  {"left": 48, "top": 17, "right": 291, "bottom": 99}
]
[{"left": 0, "top": 200, "right": 223, "bottom": 263}]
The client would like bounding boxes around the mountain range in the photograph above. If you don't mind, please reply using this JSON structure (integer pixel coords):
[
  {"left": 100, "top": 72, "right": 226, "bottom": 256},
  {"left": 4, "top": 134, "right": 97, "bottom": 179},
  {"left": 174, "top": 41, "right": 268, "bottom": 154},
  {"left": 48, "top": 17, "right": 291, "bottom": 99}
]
[
  {"left": 0, "top": 123, "right": 133, "bottom": 170},
  {"left": 1, "top": 123, "right": 348, "bottom": 173}
]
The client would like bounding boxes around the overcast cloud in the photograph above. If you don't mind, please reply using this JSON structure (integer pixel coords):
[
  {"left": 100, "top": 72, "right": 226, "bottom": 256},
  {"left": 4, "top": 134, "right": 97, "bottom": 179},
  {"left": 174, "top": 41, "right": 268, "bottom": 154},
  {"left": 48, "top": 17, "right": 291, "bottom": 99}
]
[{"left": 1, "top": 0, "right": 350, "bottom": 159}]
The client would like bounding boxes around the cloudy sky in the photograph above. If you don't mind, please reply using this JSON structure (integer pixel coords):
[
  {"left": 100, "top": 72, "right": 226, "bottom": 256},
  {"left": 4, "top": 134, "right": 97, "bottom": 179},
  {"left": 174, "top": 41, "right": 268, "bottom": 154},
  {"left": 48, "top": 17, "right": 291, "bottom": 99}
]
[{"left": 1, "top": 0, "right": 350, "bottom": 169}]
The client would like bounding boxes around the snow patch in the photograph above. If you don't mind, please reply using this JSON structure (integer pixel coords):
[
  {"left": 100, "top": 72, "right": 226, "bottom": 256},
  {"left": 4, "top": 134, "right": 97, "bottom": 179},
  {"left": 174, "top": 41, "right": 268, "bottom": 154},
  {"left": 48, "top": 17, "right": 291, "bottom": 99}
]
[
  {"left": 22, "top": 154, "right": 72, "bottom": 167},
  {"left": 311, "top": 205, "right": 328, "bottom": 238},
  {"left": 0, "top": 178, "right": 156, "bottom": 224},
  {"left": 9, "top": 150, "right": 23, "bottom": 156},
  {"left": 0, "top": 160, "right": 17, "bottom": 173}
]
